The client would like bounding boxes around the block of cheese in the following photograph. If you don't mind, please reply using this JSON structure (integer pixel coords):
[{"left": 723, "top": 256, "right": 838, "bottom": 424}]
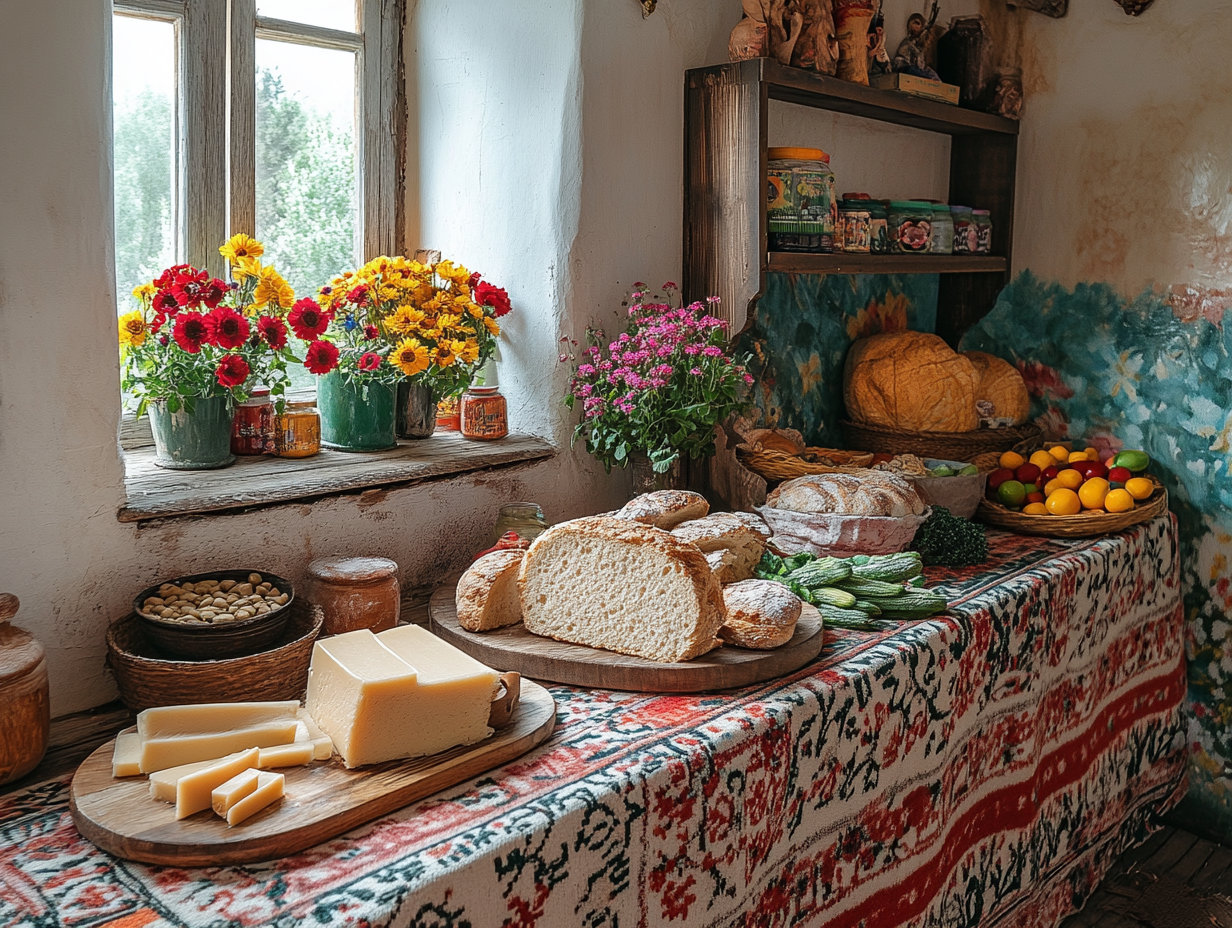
[
  {"left": 137, "top": 701, "right": 299, "bottom": 738},
  {"left": 295, "top": 708, "right": 335, "bottom": 761},
  {"left": 175, "top": 747, "right": 260, "bottom": 819},
  {"left": 304, "top": 625, "right": 499, "bottom": 768},
  {"left": 139, "top": 720, "right": 299, "bottom": 773},
  {"left": 111, "top": 730, "right": 143, "bottom": 777},
  {"left": 257, "top": 742, "right": 314, "bottom": 768},
  {"left": 226, "top": 771, "right": 284, "bottom": 826},
  {"left": 149, "top": 758, "right": 219, "bottom": 802},
  {"left": 211, "top": 768, "right": 261, "bottom": 817}
]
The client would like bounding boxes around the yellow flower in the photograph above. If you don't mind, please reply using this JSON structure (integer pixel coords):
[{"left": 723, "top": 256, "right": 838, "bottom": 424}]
[
  {"left": 387, "top": 304, "right": 426, "bottom": 335},
  {"left": 483, "top": 316, "right": 501, "bottom": 337},
  {"left": 254, "top": 267, "right": 294, "bottom": 309},
  {"left": 391, "top": 337, "right": 430, "bottom": 377},
  {"left": 131, "top": 282, "right": 156, "bottom": 302},
  {"left": 118, "top": 311, "right": 147, "bottom": 348},
  {"left": 232, "top": 256, "right": 262, "bottom": 281},
  {"left": 433, "top": 340, "right": 465, "bottom": 368},
  {"left": 436, "top": 312, "right": 462, "bottom": 332},
  {"left": 466, "top": 302, "right": 485, "bottom": 320},
  {"left": 219, "top": 233, "right": 264, "bottom": 264},
  {"left": 459, "top": 338, "right": 480, "bottom": 364}
]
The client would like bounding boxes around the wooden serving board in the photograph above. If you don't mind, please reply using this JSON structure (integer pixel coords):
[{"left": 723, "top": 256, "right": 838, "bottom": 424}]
[
  {"left": 69, "top": 681, "right": 556, "bottom": 866},
  {"left": 429, "top": 583, "right": 825, "bottom": 693}
]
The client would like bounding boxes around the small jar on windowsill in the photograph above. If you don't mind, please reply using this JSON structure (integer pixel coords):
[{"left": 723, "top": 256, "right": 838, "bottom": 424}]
[{"left": 460, "top": 359, "right": 508, "bottom": 441}]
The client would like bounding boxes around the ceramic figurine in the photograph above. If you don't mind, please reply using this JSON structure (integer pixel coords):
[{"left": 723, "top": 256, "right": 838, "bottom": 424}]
[
  {"left": 892, "top": 2, "right": 941, "bottom": 81},
  {"left": 867, "top": 5, "right": 892, "bottom": 78},
  {"left": 791, "top": 0, "right": 839, "bottom": 76},
  {"left": 729, "top": 0, "right": 837, "bottom": 75},
  {"left": 834, "top": 0, "right": 877, "bottom": 84},
  {"left": 729, "top": 15, "right": 770, "bottom": 60}
]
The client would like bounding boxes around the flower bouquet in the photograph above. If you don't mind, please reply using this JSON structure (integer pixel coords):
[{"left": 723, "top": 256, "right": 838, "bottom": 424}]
[
  {"left": 119, "top": 234, "right": 301, "bottom": 468},
  {"left": 311, "top": 255, "right": 510, "bottom": 446},
  {"left": 564, "top": 284, "right": 753, "bottom": 488}
]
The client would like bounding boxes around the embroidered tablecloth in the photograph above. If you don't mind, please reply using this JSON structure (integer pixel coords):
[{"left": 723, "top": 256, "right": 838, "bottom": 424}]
[{"left": 1, "top": 518, "right": 1187, "bottom": 928}]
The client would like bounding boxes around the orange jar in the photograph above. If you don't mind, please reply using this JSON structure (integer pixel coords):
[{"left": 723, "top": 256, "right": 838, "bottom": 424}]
[
  {"left": 306, "top": 556, "right": 400, "bottom": 637},
  {"left": 274, "top": 402, "right": 321, "bottom": 457},
  {"left": 460, "top": 387, "right": 508, "bottom": 440},
  {"left": 435, "top": 394, "right": 461, "bottom": 431}
]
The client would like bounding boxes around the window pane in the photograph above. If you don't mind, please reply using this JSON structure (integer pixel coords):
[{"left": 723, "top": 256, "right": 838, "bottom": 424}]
[
  {"left": 255, "top": 40, "right": 359, "bottom": 391},
  {"left": 112, "top": 14, "right": 177, "bottom": 311},
  {"left": 257, "top": 0, "right": 357, "bottom": 32}
]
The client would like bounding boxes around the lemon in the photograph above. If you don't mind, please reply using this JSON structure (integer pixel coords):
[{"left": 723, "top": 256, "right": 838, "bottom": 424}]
[
  {"left": 1105, "top": 488, "right": 1135, "bottom": 513},
  {"left": 1029, "top": 450, "right": 1056, "bottom": 471},
  {"left": 1068, "top": 451, "right": 1090, "bottom": 464},
  {"left": 1023, "top": 502, "right": 1048, "bottom": 515},
  {"left": 999, "top": 451, "right": 1026, "bottom": 470},
  {"left": 1124, "top": 477, "right": 1154, "bottom": 500},
  {"left": 1043, "top": 477, "right": 1062, "bottom": 496},
  {"left": 1048, "top": 445, "right": 1070, "bottom": 462},
  {"left": 1045, "top": 488, "right": 1081, "bottom": 515},
  {"left": 1056, "top": 468, "right": 1084, "bottom": 490},
  {"left": 1078, "top": 477, "right": 1110, "bottom": 510},
  {"left": 1084, "top": 447, "right": 1100, "bottom": 461}
]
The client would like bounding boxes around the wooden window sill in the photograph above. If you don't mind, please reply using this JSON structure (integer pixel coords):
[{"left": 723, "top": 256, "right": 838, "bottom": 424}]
[{"left": 119, "top": 432, "right": 556, "bottom": 522}]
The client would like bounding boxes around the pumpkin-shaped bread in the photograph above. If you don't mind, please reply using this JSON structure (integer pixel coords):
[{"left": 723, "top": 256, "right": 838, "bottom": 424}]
[
  {"left": 963, "top": 351, "right": 1030, "bottom": 425},
  {"left": 843, "top": 331, "right": 980, "bottom": 433}
]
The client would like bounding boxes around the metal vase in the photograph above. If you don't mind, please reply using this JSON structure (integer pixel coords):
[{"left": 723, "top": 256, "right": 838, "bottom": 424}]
[
  {"left": 630, "top": 454, "right": 686, "bottom": 495},
  {"left": 317, "top": 372, "right": 397, "bottom": 452},
  {"left": 396, "top": 381, "right": 437, "bottom": 439},
  {"left": 148, "top": 395, "right": 236, "bottom": 470}
]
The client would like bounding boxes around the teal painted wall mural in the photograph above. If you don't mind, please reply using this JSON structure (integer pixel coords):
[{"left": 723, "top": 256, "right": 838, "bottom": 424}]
[
  {"left": 736, "top": 272, "right": 939, "bottom": 446},
  {"left": 962, "top": 272, "right": 1232, "bottom": 842}
]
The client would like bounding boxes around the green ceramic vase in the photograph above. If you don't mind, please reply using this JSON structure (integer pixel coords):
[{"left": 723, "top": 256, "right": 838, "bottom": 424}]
[
  {"left": 148, "top": 395, "right": 236, "bottom": 470},
  {"left": 318, "top": 372, "right": 397, "bottom": 452}
]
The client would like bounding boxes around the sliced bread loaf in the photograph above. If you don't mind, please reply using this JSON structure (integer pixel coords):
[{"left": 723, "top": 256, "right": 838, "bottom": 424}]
[
  {"left": 613, "top": 490, "right": 709, "bottom": 529},
  {"left": 518, "top": 516, "right": 725, "bottom": 662},
  {"left": 456, "top": 549, "right": 525, "bottom": 631}
]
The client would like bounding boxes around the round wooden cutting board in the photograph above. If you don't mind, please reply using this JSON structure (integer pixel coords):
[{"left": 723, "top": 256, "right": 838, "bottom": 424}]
[{"left": 429, "top": 582, "right": 825, "bottom": 693}]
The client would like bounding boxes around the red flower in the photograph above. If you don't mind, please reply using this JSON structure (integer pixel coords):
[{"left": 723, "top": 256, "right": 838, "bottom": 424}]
[
  {"left": 169, "top": 267, "right": 211, "bottom": 308},
  {"left": 357, "top": 352, "right": 382, "bottom": 371},
  {"left": 205, "top": 306, "right": 250, "bottom": 349},
  {"left": 215, "top": 354, "right": 250, "bottom": 388},
  {"left": 363, "top": 324, "right": 380, "bottom": 340},
  {"left": 304, "top": 339, "right": 340, "bottom": 375},
  {"left": 256, "top": 315, "right": 288, "bottom": 349},
  {"left": 152, "top": 289, "right": 181, "bottom": 316},
  {"left": 172, "top": 311, "right": 212, "bottom": 353},
  {"left": 475, "top": 281, "right": 512, "bottom": 317},
  {"left": 154, "top": 264, "right": 195, "bottom": 289},
  {"left": 288, "top": 298, "right": 333, "bottom": 340},
  {"left": 201, "top": 277, "right": 229, "bottom": 309},
  {"left": 150, "top": 311, "right": 167, "bottom": 334},
  {"left": 468, "top": 271, "right": 482, "bottom": 288},
  {"left": 345, "top": 285, "right": 369, "bottom": 306}
]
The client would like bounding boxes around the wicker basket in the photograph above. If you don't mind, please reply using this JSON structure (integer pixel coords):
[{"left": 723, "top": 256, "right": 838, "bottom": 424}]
[
  {"left": 840, "top": 420, "right": 1042, "bottom": 460},
  {"left": 106, "top": 600, "right": 323, "bottom": 711},
  {"left": 736, "top": 446, "right": 875, "bottom": 482},
  {"left": 974, "top": 478, "right": 1168, "bottom": 538}
]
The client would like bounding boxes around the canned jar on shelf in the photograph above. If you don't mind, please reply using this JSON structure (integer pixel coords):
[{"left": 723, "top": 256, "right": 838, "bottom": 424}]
[
  {"left": 973, "top": 210, "right": 994, "bottom": 254},
  {"left": 766, "top": 147, "right": 837, "bottom": 254},
  {"left": 838, "top": 199, "right": 872, "bottom": 254},
  {"left": 888, "top": 201, "right": 934, "bottom": 253},
  {"left": 951, "top": 206, "right": 976, "bottom": 254},
  {"left": 274, "top": 402, "right": 321, "bottom": 458}
]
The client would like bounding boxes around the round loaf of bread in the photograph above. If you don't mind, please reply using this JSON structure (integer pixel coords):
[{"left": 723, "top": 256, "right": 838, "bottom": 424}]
[
  {"left": 844, "top": 331, "right": 980, "bottom": 432},
  {"left": 456, "top": 549, "right": 525, "bottom": 632},
  {"left": 964, "top": 350, "right": 1030, "bottom": 424},
  {"left": 765, "top": 470, "right": 925, "bottom": 518},
  {"left": 613, "top": 490, "right": 709, "bottom": 530},
  {"left": 518, "top": 516, "right": 725, "bottom": 662},
  {"left": 672, "top": 512, "right": 768, "bottom": 585},
  {"left": 719, "top": 580, "right": 802, "bottom": 650}
]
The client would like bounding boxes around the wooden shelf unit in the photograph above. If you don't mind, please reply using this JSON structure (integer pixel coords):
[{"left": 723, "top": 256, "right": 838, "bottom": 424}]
[{"left": 683, "top": 58, "right": 1019, "bottom": 346}]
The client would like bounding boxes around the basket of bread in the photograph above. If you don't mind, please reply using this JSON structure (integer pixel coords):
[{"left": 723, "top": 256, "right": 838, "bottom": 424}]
[
  {"left": 841, "top": 331, "right": 1041, "bottom": 459},
  {"left": 734, "top": 426, "right": 875, "bottom": 483}
]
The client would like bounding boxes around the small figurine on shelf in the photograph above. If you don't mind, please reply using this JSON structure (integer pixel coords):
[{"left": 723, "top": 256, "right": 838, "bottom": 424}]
[
  {"left": 893, "top": 2, "right": 942, "bottom": 81},
  {"left": 988, "top": 67, "right": 1023, "bottom": 120},
  {"left": 791, "top": 0, "right": 839, "bottom": 75},
  {"left": 728, "top": 0, "right": 837, "bottom": 75},
  {"left": 867, "top": 4, "right": 892, "bottom": 78}
]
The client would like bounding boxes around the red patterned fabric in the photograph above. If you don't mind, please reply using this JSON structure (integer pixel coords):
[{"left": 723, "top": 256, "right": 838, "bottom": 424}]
[{"left": 0, "top": 518, "right": 1186, "bottom": 928}]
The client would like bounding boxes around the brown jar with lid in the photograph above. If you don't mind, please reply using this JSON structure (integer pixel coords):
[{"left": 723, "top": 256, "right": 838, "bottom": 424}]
[
  {"left": 460, "top": 386, "right": 509, "bottom": 440},
  {"left": 307, "top": 557, "right": 401, "bottom": 637},
  {"left": 0, "top": 594, "right": 50, "bottom": 786}
]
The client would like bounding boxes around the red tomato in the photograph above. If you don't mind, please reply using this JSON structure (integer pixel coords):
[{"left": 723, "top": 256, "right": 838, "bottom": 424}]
[
  {"left": 988, "top": 468, "right": 1015, "bottom": 490},
  {"left": 1108, "top": 466, "right": 1132, "bottom": 484},
  {"left": 1015, "top": 463, "right": 1041, "bottom": 484}
]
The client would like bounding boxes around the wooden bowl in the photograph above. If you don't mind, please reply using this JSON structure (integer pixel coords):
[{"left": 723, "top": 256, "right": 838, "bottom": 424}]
[
  {"left": 974, "top": 478, "right": 1168, "bottom": 538},
  {"left": 106, "top": 602, "right": 322, "bottom": 711},
  {"left": 132, "top": 570, "right": 294, "bottom": 660}
]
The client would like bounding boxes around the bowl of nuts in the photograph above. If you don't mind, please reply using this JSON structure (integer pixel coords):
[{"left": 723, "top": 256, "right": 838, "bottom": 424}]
[{"left": 133, "top": 570, "right": 295, "bottom": 660}]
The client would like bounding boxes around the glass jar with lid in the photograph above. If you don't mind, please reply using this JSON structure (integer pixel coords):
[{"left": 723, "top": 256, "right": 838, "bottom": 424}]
[
  {"left": 838, "top": 198, "right": 872, "bottom": 254},
  {"left": 869, "top": 200, "right": 890, "bottom": 254},
  {"left": 274, "top": 401, "right": 321, "bottom": 457},
  {"left": 929, "top": 204, "right": 954, "bottom": 255},
  {"left": 951, "top": 206, "right": 976, "bottom": 254},
  {"left": 492, "top": 502, "right": 549, "bottom": 544},
  {"left": 973, "top": 209, "right": 993, "bottom": 254},
  {"left": 766, "top": 146, "right": 837, "bottom": 254},
  {"left": 888, "top": 201, "right": 934, "bottom": 253}
]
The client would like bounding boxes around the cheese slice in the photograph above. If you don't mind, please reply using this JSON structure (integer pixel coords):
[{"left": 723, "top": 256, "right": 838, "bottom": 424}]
[
  {"left": 139, "top": 720, "right": 299, "bottom": 773},
  {"left": 211, "top": 768, "right": 261, "bottom": 817},
  {"left": 226, "top": 771, "right": 284, "bottom": 826},
  {"left": 111, "top": 729, "right": 143, "bottom": 777},
  {"left": 149, "top": 758, "right": 220, "bottom": 802},
  {"left": 175, "top": 748, "right": 260, "bottom": 819},
  {"left": 137, "top": 701, "right": 300, "bottom": 738},
  {"left": 304, "top": 626, "right": 499, "bottom": 768},
  {"left": 296, "top": 708, "right": 335, "bottom": 761},
  {"left": 257, "top": 742, "right": 314, "bottom": 768}
]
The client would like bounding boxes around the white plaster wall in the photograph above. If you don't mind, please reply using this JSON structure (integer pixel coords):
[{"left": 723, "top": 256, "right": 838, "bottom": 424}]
[{"left": 1012, "top": 0, "right": 1232, "bottom": 296}]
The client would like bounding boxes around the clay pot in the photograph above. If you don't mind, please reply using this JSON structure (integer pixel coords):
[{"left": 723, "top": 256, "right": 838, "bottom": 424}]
[
  {"left": 306, "top": 557, "right": 401, "bottom": 637},
  {"left": 0, "top": 594, "right": 50, "bottom": 786}
]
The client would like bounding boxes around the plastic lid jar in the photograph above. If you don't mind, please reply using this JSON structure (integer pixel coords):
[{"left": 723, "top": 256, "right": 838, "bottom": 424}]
[
  {"left": 888, "top": 201, "right": 934, "bottom": 253},
  {"left": 766, "top": 146, "right": 837, "bottom": 254},
  {"left": 973, "top": 209, "right": 993, "bottom": 254},
  {"left": 838, "top": 199, "right": 872, "bottom": 254},
  {"left": 930, "top": 204, "right": 954, "bottom": 255},
  {"left": 951, "top": 206, "right": 976, "bottom": 254}
]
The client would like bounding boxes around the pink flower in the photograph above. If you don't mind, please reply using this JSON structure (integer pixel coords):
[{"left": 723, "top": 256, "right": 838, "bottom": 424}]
[
  {"left": 702, "top": 346, "right": 723, "bottom": 357},
  {"left": 690, "top": 367, "right": 703, "bottom": 376}
]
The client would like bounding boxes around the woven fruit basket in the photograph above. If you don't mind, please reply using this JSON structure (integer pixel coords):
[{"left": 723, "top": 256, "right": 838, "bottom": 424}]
[
  {"left": 106, "top": 600, "right": 322, "bottom": 711},
  {"left": 974, "top": 477, "right": 1168, "bottom": 538},
  {"left": 736, "top": 446, "right": 875, "bottom": 483},
  {"left": 841, "top": 420, "right": 1042, "bottom": 460}
]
